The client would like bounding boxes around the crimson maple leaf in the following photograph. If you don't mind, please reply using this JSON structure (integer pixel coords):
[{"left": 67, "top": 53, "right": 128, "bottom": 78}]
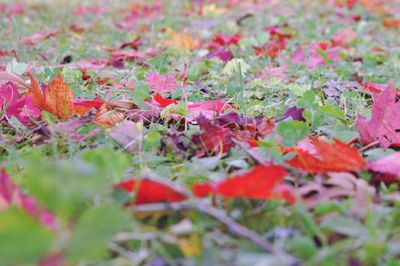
[
  {"left": 114, "top": 178, "right": 187, "bottom": 205},
  {"left": 192, "top": 165, "right": 295, "bottom": 203},
  {"left": 284, "top": 137, "right": 366, "bottom": 173}
]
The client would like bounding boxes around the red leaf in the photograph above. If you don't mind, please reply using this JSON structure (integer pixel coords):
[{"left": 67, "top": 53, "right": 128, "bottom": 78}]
[
  {"left": 358, "top": 82, "right": 387, "bottom": 93},
  {"left": 153, "top": 93, "right": 177, "bottom": 107},
  {"left": 192, "top": 116, "right": 234, "bottom": 156},
  {"left": 114, "top": 178, "right": 187, "bottom": 205},
  {"left": 192, "top": 165, "right": 294, "bottom": 202},
  {"left": 285, "top": 137, "right": 366, "bottom": 173}
]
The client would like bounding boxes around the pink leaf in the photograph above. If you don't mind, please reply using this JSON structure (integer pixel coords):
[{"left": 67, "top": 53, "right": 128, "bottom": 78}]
[
  {"left": 188, "top": 100, "right": 234, "bottom": 119},
  {"left": 20, "top": 31, "right": 58, "bottom": 46},
  {"left": 0, "top": 82, "right": 41, "bottom": 125},
  {"left": 0, "top": 168, "right": 57, "bottom": 230},
  {"left": 356, "top": 83, "right": 400, "bottom": 148},
  {"left": 146, "top": 72, "right": 179, "bottom": 93},
  {"left": 368, "top": 152, "right": 400, "bottom": 177},
  {"left": 290, "top": 46, "right": 306, "bottom": 65}
]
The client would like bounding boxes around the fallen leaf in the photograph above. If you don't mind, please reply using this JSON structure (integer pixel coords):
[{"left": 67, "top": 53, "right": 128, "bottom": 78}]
[
  {"left": 368, "top": 152, "right": 400, "bottom": 177},
  {"left": 114, "top": 178, "right": 187, "bottom": 205},
  {"left": 192, "top": 165, "right": 295, "bottom": 202},
  {"left": 298, "top": 172, "right": 375, "bottom": 217},
  {"left": 356, "top": 83, "right": 400, "bottom": 148},
  {"left": 187, "top": 99, "right": 234, "bottom": 120},
  {"left": 20, "top": 31, "right": 58, "bottom": 46},
  {"left": 45, "top": 74, "right": 76, "bottom": 120},
  {"left": 0, "top": 168, "right": 56, "bottom": 230},
  {"left": 192, "top": 115, "right": 234, "bottom": 156},
  {"left": 153, "top": 93, "right": 177, "bottom": 107},
  {"left": 109, "top": 121, "right": 143, "bottom": 152},
  {"left": 146, "top": 72, "right": 179, "bottom": 93},
  {"left": 0, "top": 81, "right": 41, "bottom": 125},
  {"left": 166, "top": 32, "right": 199, "bottom": 51},
  {"left": 95, "top": 105, "right": 124, "bottom": 126},
  {"left": 0, "top": 71, "right": 30, "bottom": 89},
  {"left": 285, "top": 137, "right": 366, "bottom": 173}
]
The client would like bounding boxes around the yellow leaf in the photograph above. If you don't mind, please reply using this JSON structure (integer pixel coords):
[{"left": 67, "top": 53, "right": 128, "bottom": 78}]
[{"left": 178, "top": 234, "right": 202, "bottom": 257}]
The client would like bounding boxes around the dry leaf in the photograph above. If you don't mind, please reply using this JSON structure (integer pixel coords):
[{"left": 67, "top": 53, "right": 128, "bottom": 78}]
[{"left": 166, "top": 32, "right": 199, "bottom": 51}]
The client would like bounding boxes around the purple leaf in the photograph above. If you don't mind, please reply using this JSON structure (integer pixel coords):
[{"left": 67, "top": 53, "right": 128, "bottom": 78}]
[{"left": 276, "top": 106, "right": 304, "bottom": 122}]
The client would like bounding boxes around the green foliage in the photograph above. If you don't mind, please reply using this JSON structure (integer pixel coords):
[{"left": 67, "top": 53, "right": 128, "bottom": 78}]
[
  {"left": 276, "top": 120, "right": 309, "bottom": 147},
  {"left": 0, "top": 208, "right": 53, "bottom": 265},
  {"left": 67, "top": 205, "right": 129, "bottom": 262}
]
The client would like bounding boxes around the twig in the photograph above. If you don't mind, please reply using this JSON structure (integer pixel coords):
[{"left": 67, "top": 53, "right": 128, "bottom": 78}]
[
  {"left": 360, "top": 140, "right": 379, "bottom": 152},
  {"left": 193, "top": 200, "right": 275, "bottom": 253},
  {"left": 128, "top": 200, "right": 295, "bottom": 263}
]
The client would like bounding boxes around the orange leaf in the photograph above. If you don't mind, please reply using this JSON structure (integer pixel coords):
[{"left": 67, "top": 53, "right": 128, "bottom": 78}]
[
  {"left": 28, "top": 73, "right": 46, "bottom": 109},
  {"left": 166, "top": 33, "right": 199, "bottom": 51},
  {"left": 383, "top": 18, "right": 400, "bottom": 28},
  {"left": 95, "top": 105, "right": 124, "bottom": 126},
  {"left": 285, "top": 137, "right": 366, "bottom": 173},
  {"left": 44, "top": 74, "right": 76, "bottom": 120}
]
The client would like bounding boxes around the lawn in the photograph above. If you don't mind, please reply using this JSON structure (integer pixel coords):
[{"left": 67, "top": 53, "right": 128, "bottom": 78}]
[{"left": 1, "top": 0, "right": 400, "bottom": 265}]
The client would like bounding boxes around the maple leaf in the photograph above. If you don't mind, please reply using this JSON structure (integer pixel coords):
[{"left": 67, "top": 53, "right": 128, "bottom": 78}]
[
  {"left": 298, "top": 172, "right": 375, "bottom": 217},
  {"left": 256, "top": 65, "right": 288, "bottom": 81},
  {"left": 29, "top": 73, "right": 101, "bottom": 120},
  {"left": 208, "top": 33, "right": 240, "bottom": 49},
  {"left": 0, "top": 168, "right": 56, "bottom": 230},
  {"left": 264, "top": 25, "right": 293, "bottom": 43},
  {"left": 276, "top": 106, "right": 305, "bottom": 122},
  {"left": 358, "top": 82, "right": 385, "bottom": 93},
  {"left": 114, "top": 178, "right": 187, "bottom": 205},
  {"left": 206, "top": 33, "right": 240, "bottom": 62},
  {"left": 146, "top": 72, "right": 179, "bottom": 93},
  {"left": 192, "top": 116, "right": 234, "bottom": 156},
  {"left": 0, "top": 81, "right": 41, "bottom": 125},
  {"left": 95, "top": 105, "right": 124, "bottom": 126},
  {"left": 153, "top": 93, "right": 177, "bottom": 107},
  {"left": 356, "top": 83, "right": 400, "bottom": 148},
  {"left": 253, "top": 40, "right": 286, "bottom": 58},
  {"left": 187, "top": 99, "right": 234, "bottom": 119},
  {"left": 192, "top": 165, "right": 295, "bottom": 203},
  {"left": 166, "top": 32, "right": 199, "bottom": 51},
  {"left": 368, "top": 152, "right": 400, "bottom": 177},
  {"left": 45, "top": 74, "right": 76, "bottom": 120},
  {"left": 306, "top": 48, "right": 341, "bottom": 69},
  {"left": 285, "top": 137, "right": 366, "bottom": 173}
]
